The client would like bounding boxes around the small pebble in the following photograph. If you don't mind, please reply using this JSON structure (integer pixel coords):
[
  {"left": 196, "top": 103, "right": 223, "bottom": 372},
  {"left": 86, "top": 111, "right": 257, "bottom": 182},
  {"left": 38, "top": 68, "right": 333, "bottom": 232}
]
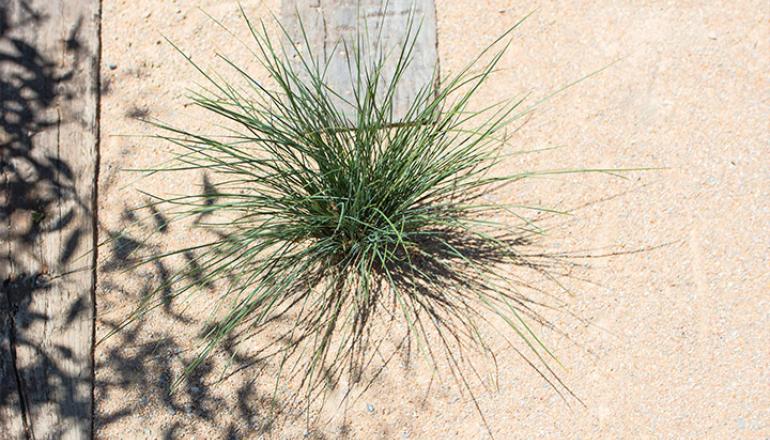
[
  {"left": 366, "top": 403, "right": 375, "bottom": 413},
  {"left": 107, "top": 63, "right": 117, "bottom": 70},
  {"left": 190, "top": 386, "right": 200, "bottom": 393}
]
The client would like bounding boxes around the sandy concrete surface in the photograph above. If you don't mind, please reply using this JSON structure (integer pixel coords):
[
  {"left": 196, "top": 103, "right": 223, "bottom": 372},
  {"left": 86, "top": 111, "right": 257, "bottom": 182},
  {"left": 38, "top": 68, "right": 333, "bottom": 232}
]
[{"left": 96, "top": 1, "right": 769, "bottom": 438}]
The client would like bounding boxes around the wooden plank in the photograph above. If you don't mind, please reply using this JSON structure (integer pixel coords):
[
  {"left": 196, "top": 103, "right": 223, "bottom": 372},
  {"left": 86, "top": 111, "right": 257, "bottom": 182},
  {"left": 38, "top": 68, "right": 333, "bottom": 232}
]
[
  {"left": 0, "top": 295, "right": 24, "bottom": 439},
  {"left": 0, "top": 0, "right": 99, "bottom": 438},
  {"left": 281, "top": 0, "right": 438, "bottom": 120}
]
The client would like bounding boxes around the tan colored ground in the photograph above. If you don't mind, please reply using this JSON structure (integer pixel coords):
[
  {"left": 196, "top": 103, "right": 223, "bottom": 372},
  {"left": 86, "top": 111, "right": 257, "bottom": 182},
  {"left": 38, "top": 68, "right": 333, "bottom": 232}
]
[{"left": 96, "top": 1, "right": 769, "bottom": 438}]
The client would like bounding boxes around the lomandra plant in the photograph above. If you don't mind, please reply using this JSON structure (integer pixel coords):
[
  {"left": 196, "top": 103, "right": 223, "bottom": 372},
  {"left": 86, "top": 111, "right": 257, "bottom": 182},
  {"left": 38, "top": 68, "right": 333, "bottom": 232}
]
[{"left": 113, "top": 9, "right": 625, "bottom": 431}]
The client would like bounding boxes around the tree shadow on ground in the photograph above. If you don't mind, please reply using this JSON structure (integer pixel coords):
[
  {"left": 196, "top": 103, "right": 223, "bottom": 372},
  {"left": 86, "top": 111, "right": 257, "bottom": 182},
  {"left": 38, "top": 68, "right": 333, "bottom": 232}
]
[
  {"left": 0, "top": 6, "right": 269, "bottom": 434},
  {"left": 94, "top": 196, "right": 309, "bottom": 439}
]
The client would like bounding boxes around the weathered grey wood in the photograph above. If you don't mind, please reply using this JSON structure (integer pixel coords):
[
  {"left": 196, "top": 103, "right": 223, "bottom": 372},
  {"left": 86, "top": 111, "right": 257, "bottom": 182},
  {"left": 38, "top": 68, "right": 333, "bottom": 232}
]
[
  {"left": 0, "top": 296, "right": 24, "bottom": 438},
  {"left": 281, "top": 0, "right": 438, "bottom": 120},
  {"left": 0, "top": 0, "right": 99, "bottom": 438}
]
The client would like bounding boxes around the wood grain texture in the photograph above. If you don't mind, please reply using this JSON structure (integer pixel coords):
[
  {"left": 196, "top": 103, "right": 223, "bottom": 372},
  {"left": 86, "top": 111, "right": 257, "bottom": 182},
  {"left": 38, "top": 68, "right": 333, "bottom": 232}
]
[
  {"left": 0, "top": 0, "right": 99, "bottom": 438},
  {"left": 281, "top": 0, "right": 438, "bottom": 120}
]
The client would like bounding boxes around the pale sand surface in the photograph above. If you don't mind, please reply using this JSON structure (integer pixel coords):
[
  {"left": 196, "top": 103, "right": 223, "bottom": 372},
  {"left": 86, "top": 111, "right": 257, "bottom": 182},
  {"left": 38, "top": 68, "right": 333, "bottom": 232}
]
[{"left": 96, "top": 1, "right": 769, "bottom": 438}]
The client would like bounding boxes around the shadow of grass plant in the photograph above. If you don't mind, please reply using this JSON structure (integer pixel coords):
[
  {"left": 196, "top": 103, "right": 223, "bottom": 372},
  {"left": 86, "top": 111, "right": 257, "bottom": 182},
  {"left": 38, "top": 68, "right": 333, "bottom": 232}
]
[{"left": 109, "top": 10, "right": 630, "bottom": 430}]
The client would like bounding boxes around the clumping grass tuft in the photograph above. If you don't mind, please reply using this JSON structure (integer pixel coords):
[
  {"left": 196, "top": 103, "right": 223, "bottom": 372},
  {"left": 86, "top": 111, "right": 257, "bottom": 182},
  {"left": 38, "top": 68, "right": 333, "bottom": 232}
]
[{"left": 112, "top": 9, "right": 627, "bottom": 427}]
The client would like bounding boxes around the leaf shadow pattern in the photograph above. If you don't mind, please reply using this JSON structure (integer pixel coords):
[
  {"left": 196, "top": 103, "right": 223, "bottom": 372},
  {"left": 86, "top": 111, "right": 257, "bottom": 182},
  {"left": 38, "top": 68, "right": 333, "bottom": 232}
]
[
  {"left": 95, "top": 198, "right": 311, "bottom": 439},
  {"left": 0, "top": 3, "right": 84, "bottom": 267},
  {"left": 1, "top": 275, "right": 93, "bottom": 437},
  {"left": 94, "top": 305, "right": 303, "bottom": 438},
  {"left": 1, "top": 1, "right": 94, "bottom": 438}
]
